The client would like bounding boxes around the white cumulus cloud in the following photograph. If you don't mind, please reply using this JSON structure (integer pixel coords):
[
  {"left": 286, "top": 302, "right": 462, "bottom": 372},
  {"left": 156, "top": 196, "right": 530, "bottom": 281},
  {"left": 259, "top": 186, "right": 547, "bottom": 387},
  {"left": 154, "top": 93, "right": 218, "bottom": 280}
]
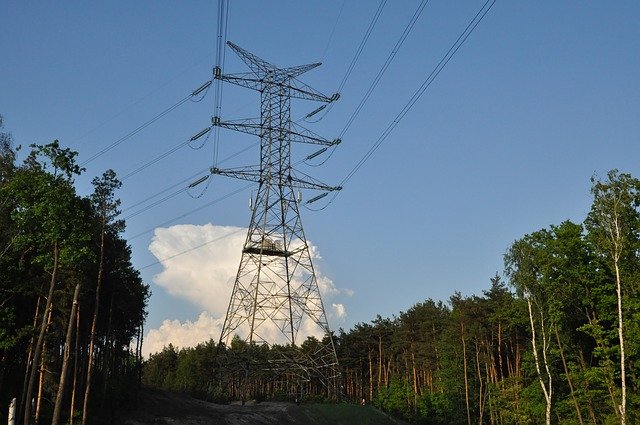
[
  {"left": 144, "top": 223, "right": 351, "bottom": 355},
  {"left": 144, "top": 311, "right": 223, "bottom": 357},
  {"left": 148, "top": 223, "right": 245, "bottom": 315}
]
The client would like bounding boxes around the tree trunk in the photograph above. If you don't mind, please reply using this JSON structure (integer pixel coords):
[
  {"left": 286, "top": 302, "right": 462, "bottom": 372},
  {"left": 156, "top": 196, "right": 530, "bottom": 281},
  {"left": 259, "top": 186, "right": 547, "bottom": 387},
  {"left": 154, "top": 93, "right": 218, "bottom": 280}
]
[
  {"left": 554, "top": 327, "right": 584, "bottom": 425},
  {"left": 70, "top": 304, "right": 81, "bottom": 425},
  {"left": 497, "top": 322, "right": 504, "bottom": 381},
  {"left": 527, "top": 297, "right": 552, "bottom": 425},
  {"left": 613, "top": 255, "right": 626, "bottom": 425},
  {"left": 377, "top": 336, "right": 382, "bottom": 394},
  {"left": 52, "top": 284, "right": 81, "bottom": 425},
  {"left": 35, "top": 307, "right": 53, "bottom": 425},
  {"left": 19, "top": 293, "right": 42, "bottom": 424},
  {"left": 83, "top": 220, "right": 106, "bottom": 425},
  {"left": 23, "top": 241, "right": 58, "bottom": 425},
  {"left": 411, "top": 350, "right": 418, "bottom": 413},
  {"left": 462, "top": 322, "right": 471, "bottom": 425},
  {"left": 368, "top": 349, "right": 373, "bottom": 403},
  {"left": 101, "top": 294, "right": 115, "bottom": 413},
  {"left": 475, "top": 341, "right": 484, "bottom": 425}
]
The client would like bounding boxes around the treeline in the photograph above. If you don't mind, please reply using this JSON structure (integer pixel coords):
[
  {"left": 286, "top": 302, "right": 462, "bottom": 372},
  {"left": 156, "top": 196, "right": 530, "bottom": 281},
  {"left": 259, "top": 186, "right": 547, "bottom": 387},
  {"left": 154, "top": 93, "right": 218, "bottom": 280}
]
[
  {"left": 143, "top": 169, "right": 639, "bottom": 425},
  {"left": 0, "top": 116, "right": 149, "bottom": 424}
]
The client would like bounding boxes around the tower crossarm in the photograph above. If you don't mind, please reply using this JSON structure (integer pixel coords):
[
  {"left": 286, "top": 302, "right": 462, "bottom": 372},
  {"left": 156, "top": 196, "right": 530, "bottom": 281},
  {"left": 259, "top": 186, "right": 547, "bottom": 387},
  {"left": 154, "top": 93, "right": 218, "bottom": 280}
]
[
  {"left": 213, "top": 117, "right": 337, "bottom": 146},
  {"left": 290, "top": 171, "right": 342, "bottom": 192},
  {"left": 216, "top": 72, "right": 336, "bottom": 103},
  {"left": 210, "top": 166, "right": 261, "bottom": 183}
]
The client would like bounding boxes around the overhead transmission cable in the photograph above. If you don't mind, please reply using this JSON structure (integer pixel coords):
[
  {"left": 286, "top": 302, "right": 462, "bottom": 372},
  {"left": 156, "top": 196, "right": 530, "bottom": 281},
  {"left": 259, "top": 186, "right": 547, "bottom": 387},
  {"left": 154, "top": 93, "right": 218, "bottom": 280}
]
[
  {"left": 71, "top": 58, "right": 208, "bottom": 149},
  {"left": 138, "top": 226, "right": 247, "bottom": 271},
  {"left": 120, "top": 126, "right": 212, "bottom": 181},
  {"left": 320, "top": 0, "right": 347, "bottom": 61},
  {"left": 81, "top": 80, "right": 212, "bottom": 166},
  {"left": 306, "top": 0, "right": 430, "bottom": 168},
  {"left": 338, "top": 0, "right": 429, "bottom": 140},
  {"left": 122, "top": 141, "right": 258, "bottom": 219},
  {"left": 128, "top": 183, "right": 252, "bottom": 241},
  {"left": 130, "top": 1, "right": 443, "bottom": 264},
  {"left": 304, "top": 0, "right": 387, "bottom": 124},
  {"left": 306, "top": 0, "right": 497, "bottom": 211},
  {"left": 122, "top": 167, "right": 210, "bottom": 214},
  {"left": 212, "top": 0, "right": 230, "bottom": 168}
]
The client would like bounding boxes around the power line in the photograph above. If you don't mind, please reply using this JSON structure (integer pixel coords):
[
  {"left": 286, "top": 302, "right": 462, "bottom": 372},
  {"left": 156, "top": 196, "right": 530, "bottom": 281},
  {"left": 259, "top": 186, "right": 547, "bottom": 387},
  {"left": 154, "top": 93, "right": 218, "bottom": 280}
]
[
  {"left": 336, "top": 0, "right": 387, "bottom": 96},
  {"left": 128, "top": 183, "right": 252, "bottom": 241},
  {"left": 133, "top": 1, "right": 497, "bottom": 265},
  {"left": 306, "top": 0, "right": 430, "bottom": 168},
  {"left": 121, "top": 141, "right": 259, "bottom": 219},
  {"left": 138, "top": 226, "right": 246, "bottom": 271},
  {"left": 305, "top": 0, "right": 387, "bottom": 124},
  {"left": 70, "top": 58, "right": 208, "bottom": 149},
  {"left": 81, "top": 80, "right": 212, "bottom": 166},
  {"left": 212, "top": 0, "right": 231, "bottom": 168},
  {"left": 320, "top": 0, "right": 346, "bottom": 61},
  {"left": 311, "top": 0, "right": 497, "bottom": 210},
  {"left": 121, "top": 167, "right": 208, "bottom": 214},
  {"left": 338, "top": 0, "right": 430, "bottom": 140}
]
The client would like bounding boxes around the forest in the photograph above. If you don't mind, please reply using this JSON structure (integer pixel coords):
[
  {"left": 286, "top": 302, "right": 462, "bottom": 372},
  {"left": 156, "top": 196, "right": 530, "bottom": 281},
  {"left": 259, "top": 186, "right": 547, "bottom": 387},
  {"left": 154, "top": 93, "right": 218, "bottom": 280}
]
[
  {"left": 0, "top": 115, "right": 149, "bottom": 424},
  {"left": 2, "top": 112, "right": 639, "bottom": 424},
  {"left": 142, "top": 168, "right": 640, "bottom": 424}
]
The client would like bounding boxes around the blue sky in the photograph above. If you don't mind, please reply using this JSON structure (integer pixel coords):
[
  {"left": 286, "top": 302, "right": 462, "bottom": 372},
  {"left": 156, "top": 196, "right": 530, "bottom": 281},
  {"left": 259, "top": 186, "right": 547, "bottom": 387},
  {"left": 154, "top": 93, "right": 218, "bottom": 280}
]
[{"left": 2, "top": 1, "right": 639, "bottom": 354}]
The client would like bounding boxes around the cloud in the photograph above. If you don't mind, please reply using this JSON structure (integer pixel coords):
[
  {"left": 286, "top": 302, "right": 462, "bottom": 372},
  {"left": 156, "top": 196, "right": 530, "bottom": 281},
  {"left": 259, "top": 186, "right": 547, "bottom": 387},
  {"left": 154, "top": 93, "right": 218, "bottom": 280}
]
[
  {"left": 143, "top": 311, "right": 223, "bottom": 357},
  {"left": 332, "top": 303, "right": 347, "bottom": 320},
  {"left": 148, "top": 223, "right": 245, "bottom": 315},
  {"left": 145, "top": 223, "right": 352, "bottom": 353}
]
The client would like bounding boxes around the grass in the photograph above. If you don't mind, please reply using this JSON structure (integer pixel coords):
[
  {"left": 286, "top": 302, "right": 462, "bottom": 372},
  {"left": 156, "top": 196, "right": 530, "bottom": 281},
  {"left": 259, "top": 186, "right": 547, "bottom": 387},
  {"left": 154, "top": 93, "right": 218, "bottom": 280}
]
[{"left": 302, "top": 403, "right": 408, "bottom": 425}]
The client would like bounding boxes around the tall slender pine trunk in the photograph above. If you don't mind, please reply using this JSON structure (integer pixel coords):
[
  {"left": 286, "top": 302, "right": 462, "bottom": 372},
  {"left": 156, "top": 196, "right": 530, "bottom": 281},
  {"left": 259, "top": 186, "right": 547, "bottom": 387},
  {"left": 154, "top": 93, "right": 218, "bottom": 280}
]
[
  {"left": 462, "top": 322, "right": 471, "bottom": 425},
  {"left": 83, "top": 219, "right": 105, "bottom": 425},
  {"left": 70, "top": 305, "right": 81, "bottom": 425},
  {"left": 23, "top": 242, "right": 58, "bottom": 425},
  {"left": 52, "top": 283, "right": 81, "bottom": 425}
]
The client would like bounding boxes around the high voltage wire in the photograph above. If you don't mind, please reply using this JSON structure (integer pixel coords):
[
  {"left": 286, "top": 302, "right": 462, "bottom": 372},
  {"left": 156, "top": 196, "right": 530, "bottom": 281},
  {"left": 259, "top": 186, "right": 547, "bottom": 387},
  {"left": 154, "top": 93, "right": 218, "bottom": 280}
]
[
  {"left": 336, "top": 0, "right": 386, "bottom": 95},
  {"left": 340, "top": 0, "right": 497, "bottom": 188},
  {"left": 121, "top": 167, "right": 208, "bottom": 214},
  {"left": 306, "top": 0, "right": 497, "bottom": 211},
  {"left": 138, "top": 227, "right": 247, "bottom": 271},
  {"left": 338, "top": 0, "right": 430, "bottom": 140},
  {"left": 128, "top": 183, "right": 252, "bottom": 241},
  {"left": 70, "top": 58, "right": 208, "bottom": 149},
  {"left": 320, "top": 0, "right": 346, "bottom": 61},
  {"left": 305, "top": 0, "right": 387, "bottom": 124},
  {"left": 121, "top": 141, "right": 259, "bottom": 219},
  {"left": 132, "top": 0, "right": 497, "bottom": 265},
  {"left": 212, "top": 0, "right": 230, "bottom": 168},
  {"left": 80, "top": 80, "right": 212, "bottom": 166},
  {"left": 305, "top": 0, "right": 429, "bottom": 165},
  {"left": 120, "top": 131, "right": 208, "bottom": 181}
]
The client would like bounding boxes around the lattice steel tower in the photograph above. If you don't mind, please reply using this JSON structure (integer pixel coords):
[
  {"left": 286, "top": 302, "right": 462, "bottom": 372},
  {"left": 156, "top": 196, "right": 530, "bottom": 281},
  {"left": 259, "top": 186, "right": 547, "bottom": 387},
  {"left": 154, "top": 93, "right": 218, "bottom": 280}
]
[{"left": 212, "top": 41, "right": 342, "bottom": 394}]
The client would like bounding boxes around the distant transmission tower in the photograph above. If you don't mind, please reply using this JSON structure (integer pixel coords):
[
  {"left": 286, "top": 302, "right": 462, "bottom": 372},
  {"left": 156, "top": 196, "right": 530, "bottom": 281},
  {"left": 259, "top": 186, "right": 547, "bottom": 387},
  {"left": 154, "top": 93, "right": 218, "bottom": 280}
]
[{"left": 213, "top": 41, "right": 342, "bottom": 395}]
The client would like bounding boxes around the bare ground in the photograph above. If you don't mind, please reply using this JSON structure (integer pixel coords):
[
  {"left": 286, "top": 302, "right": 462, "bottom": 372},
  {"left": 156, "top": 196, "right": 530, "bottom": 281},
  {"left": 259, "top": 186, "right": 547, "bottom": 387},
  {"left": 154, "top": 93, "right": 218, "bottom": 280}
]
[{"left": 117, "top": 389, "right": 406, "bottom": 425}]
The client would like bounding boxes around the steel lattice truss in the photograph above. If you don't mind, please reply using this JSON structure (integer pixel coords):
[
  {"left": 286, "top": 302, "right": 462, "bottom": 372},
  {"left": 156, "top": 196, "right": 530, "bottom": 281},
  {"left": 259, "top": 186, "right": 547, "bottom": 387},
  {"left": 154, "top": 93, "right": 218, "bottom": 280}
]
[{"left": 213, "top": 42, "right": 341, "bottom": 394}]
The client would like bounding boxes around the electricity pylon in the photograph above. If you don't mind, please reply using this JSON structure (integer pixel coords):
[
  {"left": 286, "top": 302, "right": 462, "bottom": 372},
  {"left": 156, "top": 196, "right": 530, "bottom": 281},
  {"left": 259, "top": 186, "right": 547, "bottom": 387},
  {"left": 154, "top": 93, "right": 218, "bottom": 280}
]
[{"left": 212, "top": 41, "right": 341, "bottom": 396}]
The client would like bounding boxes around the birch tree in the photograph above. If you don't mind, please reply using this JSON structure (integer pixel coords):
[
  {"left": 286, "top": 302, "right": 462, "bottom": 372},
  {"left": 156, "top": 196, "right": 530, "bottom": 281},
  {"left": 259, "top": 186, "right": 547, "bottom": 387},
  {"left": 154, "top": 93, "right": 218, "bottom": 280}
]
[{"left": 585, "top": 170, "right": 640, "bottom": 425}]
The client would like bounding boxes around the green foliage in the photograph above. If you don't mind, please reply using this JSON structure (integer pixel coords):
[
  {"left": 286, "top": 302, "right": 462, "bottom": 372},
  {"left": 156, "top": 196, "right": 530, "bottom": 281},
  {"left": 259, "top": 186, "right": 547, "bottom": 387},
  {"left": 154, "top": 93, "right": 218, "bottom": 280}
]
[
  {"left": 375, "top": 379, "right": 411, "bottom": 418},
  {"left": 0, "top": 123, "right": 148, "bottom": 424},
  {"left": 141, "top": 168, "right": 640, "bottom": 425}
]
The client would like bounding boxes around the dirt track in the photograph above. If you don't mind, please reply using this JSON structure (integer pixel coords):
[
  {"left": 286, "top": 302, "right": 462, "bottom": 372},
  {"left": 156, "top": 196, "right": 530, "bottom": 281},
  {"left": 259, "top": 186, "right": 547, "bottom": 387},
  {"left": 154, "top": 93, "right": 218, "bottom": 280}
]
[
  {"left": 117, "top": 388, "right": 410, "bottom": 425},
  {"left": 119, "top": 389, "right": 325, "bottom": 425}
]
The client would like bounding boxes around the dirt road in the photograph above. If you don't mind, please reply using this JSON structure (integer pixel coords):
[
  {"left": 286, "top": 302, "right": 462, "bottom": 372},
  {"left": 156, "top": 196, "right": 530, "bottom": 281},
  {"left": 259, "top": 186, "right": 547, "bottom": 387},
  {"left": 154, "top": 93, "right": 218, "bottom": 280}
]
[{"left": 117, "top": 389, "right": 406, "bottom": 425}]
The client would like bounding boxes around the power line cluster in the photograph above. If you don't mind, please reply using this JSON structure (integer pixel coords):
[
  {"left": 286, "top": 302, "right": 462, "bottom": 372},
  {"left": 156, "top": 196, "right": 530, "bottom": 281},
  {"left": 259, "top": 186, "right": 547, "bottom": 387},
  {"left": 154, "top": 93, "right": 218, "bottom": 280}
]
[{"left": 85, "top": 2, "right": 497, "bottom": 269}]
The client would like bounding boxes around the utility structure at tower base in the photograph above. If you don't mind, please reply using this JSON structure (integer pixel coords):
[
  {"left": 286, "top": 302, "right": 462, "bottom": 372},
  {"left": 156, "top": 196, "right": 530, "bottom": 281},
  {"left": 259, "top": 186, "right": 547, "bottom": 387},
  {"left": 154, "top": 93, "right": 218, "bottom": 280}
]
[{"left": 212, "top": 41, "right": 342, "bottom": 396}]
